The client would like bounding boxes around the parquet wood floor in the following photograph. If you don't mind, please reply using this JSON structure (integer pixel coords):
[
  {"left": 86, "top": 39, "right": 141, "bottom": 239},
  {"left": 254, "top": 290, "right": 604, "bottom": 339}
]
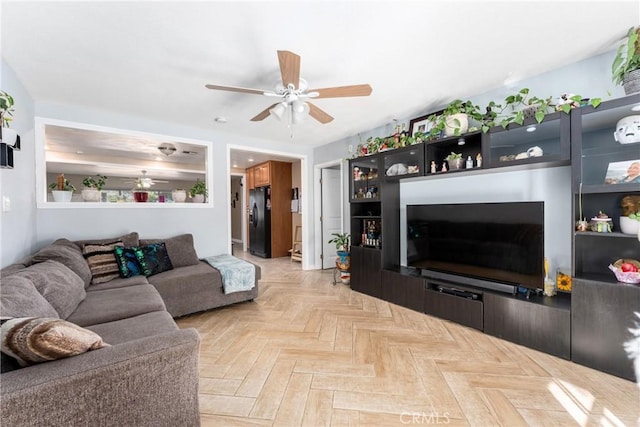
[{"left": 177, "top": 251, "right": 640, "bottom": 426}]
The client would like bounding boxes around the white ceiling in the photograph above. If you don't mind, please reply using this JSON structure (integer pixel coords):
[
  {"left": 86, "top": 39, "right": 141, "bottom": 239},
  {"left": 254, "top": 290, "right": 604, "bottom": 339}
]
[{"left": 2, "top": 1, "right": 639, "bottom": 159}]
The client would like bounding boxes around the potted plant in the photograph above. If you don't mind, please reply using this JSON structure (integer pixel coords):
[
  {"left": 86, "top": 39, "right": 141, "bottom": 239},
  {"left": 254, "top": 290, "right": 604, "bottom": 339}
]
[
  {"left": 328, "top": 232, "right": 351, "bottom": 284},
  {"left": 189, "top": 180, "right": 207, "bottom": 203},
  {"left": 612, "top": 26, "right": 640, "bottom": 95},
  {"left": 132, "top": 177, "right": 149, "bottom": 203},
  {"left": 81, "top": 174, "right": 107, "bottom": 202},
  {"left": 0, "top": 90, "right": 19, "bottom": 146},
  {"left": 445, "top": 151, "right": 463, "bottom": 170},
  {"left": 48, "top": 174, "right": 75, "bottom": 202}
]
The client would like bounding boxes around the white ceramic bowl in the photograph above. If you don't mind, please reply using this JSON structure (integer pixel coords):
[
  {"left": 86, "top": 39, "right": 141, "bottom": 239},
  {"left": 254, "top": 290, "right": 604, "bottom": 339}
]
[{"left": 620, "top": 216, "right": 640, "bottom": 235}]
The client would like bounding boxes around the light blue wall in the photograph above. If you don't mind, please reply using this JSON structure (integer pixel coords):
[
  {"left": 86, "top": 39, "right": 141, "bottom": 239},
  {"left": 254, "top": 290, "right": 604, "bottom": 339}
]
[
  {"left": 313, "top": 50, "right": 625, "bottom": 273},
  {"left": 1, "top": 61, "right": 36, "bottom": 266},
  {"left": 0, "top": 58, "right": 314, "bottom": 267}
]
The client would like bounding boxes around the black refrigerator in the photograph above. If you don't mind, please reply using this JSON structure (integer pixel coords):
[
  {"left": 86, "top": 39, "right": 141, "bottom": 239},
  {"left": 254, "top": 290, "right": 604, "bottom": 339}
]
[{"left": 249, "top": 186, "right": 271, "bottom": 258}]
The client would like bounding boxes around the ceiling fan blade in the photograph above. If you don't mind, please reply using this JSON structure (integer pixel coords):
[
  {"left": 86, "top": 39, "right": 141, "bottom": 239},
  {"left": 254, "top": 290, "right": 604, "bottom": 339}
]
[
  {"left": 310, "top": 84, "right": 373, "bottom": 99},
  {"left": 307, "top": 102, "right": 334, "bottom": 124},
  {"left": 205, "top": 84, "right": 266, "bottom": 95},
  {"left": 277, "top": 50, "right": 301, "bottom": 89},
  {"left": 251, "top": 103, "right": 280, "bottom": 121}
]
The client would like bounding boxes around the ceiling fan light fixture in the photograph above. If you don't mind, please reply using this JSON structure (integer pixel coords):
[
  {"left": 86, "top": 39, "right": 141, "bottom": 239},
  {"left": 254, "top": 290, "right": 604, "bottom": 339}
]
[
  {"left": 291, "top": 101, "right": 310, "bottom": 124},
  {"left": 269, "top": 102, "right": 287, "bottom": 121},
  {"left": 158, "top": 142, "right": 177, "bottom": 156}
]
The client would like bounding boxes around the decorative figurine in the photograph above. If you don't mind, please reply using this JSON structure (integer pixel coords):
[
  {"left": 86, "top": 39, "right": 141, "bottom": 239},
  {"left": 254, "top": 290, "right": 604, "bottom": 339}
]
[
  {"left": 441, "top": 163, "right": 448, "bottom": 172},
  {"left": 476, "top": 153, "right": 482, "bottom": 168},
  {"left": 430, "top": 161, "right": 437, "bottom": 173}
]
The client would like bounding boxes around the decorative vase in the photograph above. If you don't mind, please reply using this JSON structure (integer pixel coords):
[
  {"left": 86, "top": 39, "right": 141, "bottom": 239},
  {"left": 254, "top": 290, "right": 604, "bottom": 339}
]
[
  {"left": 81, "top": 187, "right": 101, "bottom": 202},
  {"left": 133, "top": 191, "right": 149, "bottom": 203},
  {"left": 52, "top": 190, "right": 72, "bottom": 203},
  {"left": 192, "top": 194, "right": 205, "bottom": 203},
  {"left": 172, "top": 189, "right": 187, "bottom": 203},
  {"left": 340, "top": 271, "right": 351, "bottom": 285},
  {"left": 335, "top": 250, "right": 350, "bottom": 271},
  {"left": 0, "top": 127, "right": 18, "bottom": 145},
  {"left": 444, "top": 113, "right": 469, "bottom": 137},
  {"left": 623, "top": 69, "right": 640, "bottom": 95},
  {"left": 447, "top": 158, "right": 463, "bottom": 170}
]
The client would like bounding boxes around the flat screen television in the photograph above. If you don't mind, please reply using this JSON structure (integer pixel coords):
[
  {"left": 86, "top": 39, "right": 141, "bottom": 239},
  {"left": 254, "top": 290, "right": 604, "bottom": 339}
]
[{"left": 406, "top": 201, "right": 544, "bottom": 291}]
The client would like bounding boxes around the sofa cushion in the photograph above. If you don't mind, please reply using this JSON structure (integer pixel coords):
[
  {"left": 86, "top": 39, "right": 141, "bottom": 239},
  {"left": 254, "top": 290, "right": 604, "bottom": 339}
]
[
  {"left": 32, "top": 242, "right": 93, "bottom": 287},
  {"left": 140, "top": 234, "right": 199, "bottom": 268},
  {"left": 66, "top": 284, "right": 166, "bottom": 327},
  {"left": 138, "top": 242, "right": 173, "bottom": 276},
  {"left": 83, "top": 240, "right": 124, "bottom": 285},
  {"left": 86, "top": 274, "right": 149, "bottom": 292},
  {"left": 147, "top": 262, "right": 254, "bottom": 318},
  {"left": 1, "top": 317, "right": 108, "bottom": 367},
  {"left": 114, "top": 246, "right": 145, "bottom": 278},
  {"left": 76, "top": 231, "right": 140, "bottom": 248},
  {"left": 0, "top": 275, "right": 59, "bottom": 319},
  {"left": 85, "top": 311, "right": 178, "bottom": 345},
  {"left": 9, "top": 260, "right": 86, "bottom": 319}
]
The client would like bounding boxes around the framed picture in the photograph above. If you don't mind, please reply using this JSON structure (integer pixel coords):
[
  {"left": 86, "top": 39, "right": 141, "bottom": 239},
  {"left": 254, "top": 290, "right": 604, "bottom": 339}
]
[
  {"left": 408, "top": 110, "right": 443, "bottom": 137},
  {"left": 604, "top": 159, "right": 640, "bottom": 184}
]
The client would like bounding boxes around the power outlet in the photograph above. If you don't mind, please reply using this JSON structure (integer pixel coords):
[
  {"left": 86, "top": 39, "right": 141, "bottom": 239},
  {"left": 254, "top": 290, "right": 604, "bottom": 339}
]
[{"left": 2, "top": 196, "right": 11, "bottom": 212}]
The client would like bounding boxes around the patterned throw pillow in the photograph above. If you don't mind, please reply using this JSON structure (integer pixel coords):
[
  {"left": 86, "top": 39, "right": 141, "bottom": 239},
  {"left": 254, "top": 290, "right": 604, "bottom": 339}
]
[
  {"left": 82, "top": 240, "right": 124, "bottom": 284},
  {"left": 113, "top": 246, "right": 145, "bottom": 278},
  {"left": 1, "top": 317, "right": 109, "bottom": 367},
  {"left": 136, "top": 242, "right": 173, "bottom": 276}
]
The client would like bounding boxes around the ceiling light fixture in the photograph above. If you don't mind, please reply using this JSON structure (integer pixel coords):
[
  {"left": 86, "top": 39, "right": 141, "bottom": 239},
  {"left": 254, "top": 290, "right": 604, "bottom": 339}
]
[
  {"left": 632, "top": 104, "right": 640, "bottom": 112},
  {"left": 526, "top": 125, "right": 537, "bottom": 133},
  {"left": 157, "top": 142, "right": 177, "bottom": 156},
  {"left": 457, "top": 138, "right": 465, "bottom": 146}
]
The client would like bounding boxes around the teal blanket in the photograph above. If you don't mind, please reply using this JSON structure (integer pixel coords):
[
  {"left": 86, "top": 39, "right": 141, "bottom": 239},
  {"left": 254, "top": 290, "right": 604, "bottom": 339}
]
[{"left": 202, "top": 254, "right": 255, "bottom": 294}]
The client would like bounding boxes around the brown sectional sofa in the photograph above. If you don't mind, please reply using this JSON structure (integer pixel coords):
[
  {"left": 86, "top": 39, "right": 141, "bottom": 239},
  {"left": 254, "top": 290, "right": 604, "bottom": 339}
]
[{"left": 0, "top": 232, "right": 260, "bottom": 426}]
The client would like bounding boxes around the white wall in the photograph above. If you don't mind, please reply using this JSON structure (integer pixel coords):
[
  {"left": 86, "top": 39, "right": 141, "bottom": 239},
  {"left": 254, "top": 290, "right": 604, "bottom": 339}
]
[
  {"left": 1, "top": 61, "right": 36, "bottom": 265},
  {"left": 400, "top": 167, "right": 572, "bottom": 273},
  {"left": 0, "top": 58, "right": 314, "bottom": 267}
]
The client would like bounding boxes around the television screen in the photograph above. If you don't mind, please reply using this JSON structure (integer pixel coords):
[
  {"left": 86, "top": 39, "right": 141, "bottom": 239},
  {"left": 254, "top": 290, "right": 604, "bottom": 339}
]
[{"left": 406, "top": 201, "right": 544, "bottom": 290}]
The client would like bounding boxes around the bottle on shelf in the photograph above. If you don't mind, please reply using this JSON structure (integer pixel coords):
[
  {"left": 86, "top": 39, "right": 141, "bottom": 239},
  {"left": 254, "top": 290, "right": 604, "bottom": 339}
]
[{"left": 466, "top": 156, "right": 473, "bottom": 169}]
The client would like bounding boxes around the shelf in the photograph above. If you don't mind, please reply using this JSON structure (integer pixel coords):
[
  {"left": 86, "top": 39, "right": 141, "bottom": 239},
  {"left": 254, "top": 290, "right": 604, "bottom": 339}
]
[
  {"left": 574, "top": 272, "right": 634, "bottom": 286},
  {"left": 581, "top": 143, "right": 640, "bottom": 157},
  {"left": 351, "top": 198, "right": 381, "bottom": 203},
  {"left": 579, "top": 183, "right": 640, "bottom": 194},
  {"left": 575, "top": 231, "right": 639, "bottom": 239},
  {"left": 352, "top": 215, "right": 381, "bottom": 219}
]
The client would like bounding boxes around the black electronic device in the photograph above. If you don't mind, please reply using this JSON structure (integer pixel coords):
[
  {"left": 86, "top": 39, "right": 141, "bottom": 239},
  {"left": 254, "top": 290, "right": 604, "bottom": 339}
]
[{"left": 407, "top": 201, "right": 544, "bottom": 291}]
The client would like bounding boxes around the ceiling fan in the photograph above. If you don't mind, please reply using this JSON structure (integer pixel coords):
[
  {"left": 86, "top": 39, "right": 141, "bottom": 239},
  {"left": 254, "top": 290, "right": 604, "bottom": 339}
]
[
  {"left": 205, "top": 50, "right": 372, "bottom": 124},
  {"left": 123, "top": 170, "right": 168, "bottom": 189}
]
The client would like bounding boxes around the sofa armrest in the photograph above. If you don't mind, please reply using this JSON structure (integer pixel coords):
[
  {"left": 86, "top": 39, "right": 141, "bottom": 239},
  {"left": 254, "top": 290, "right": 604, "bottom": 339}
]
[{"left": 1, "top": 328, "right": 201, "bottom": 427}]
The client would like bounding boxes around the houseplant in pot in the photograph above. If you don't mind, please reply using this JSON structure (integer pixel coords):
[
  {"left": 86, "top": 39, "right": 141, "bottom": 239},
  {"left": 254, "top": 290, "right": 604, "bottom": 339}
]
[
  {"left": 81, "top": 174, "right": 107, "bottom": 202},
  {"left": 612, "top": 26, "right": 640, "bottom": 95},
  {"left": 189, "top": 180, "right": 207, "bottom": 203},
  {"left": 132, "top": 177, "right": 149, "bottom": 203},
  {"left": 445, "top": 152, "right": 463, "bottom": 170},
  {"left": 0, "top": 90, "right": 18, "bottom": 146},
  {"left": 328, "top": 232, "right": 351, "bottom": 284},
  {"left": 48, "top": 174, "right": 76, "bottom": 202}
]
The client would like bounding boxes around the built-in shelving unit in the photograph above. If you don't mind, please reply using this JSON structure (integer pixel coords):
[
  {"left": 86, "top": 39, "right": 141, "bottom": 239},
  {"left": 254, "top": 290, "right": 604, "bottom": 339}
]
[
  {"left": 568, "top": 94, "right": 640, "bottom": 381},
  {"left": 347, "top": 98, "right": 640, "bottom": 381}
]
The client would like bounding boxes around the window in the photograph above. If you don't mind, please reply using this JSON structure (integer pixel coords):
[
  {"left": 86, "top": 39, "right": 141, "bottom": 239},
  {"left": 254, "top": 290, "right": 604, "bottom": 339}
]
[{"left": 35, "top": 118, "right": 212, "bottom": 207}]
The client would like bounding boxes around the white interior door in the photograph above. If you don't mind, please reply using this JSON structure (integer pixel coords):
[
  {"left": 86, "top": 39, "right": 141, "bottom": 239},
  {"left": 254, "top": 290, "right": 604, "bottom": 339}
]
[{"left": 321, "top": 168, "right": 341, "bottom": 269}]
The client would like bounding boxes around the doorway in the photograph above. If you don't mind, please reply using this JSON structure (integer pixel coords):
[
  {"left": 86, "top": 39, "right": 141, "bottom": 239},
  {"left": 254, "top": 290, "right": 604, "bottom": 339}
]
[
  {"left": 314, "top": 159, "right": 345, "bottom": 269},
  {"left": 230, "top": 174, "right": 245, "bottom": 253}
]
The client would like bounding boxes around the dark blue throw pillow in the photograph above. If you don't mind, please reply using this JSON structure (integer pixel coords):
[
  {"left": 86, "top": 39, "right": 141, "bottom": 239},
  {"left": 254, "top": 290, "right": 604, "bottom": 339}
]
[
  {"left": 136, "top": 242, "right": 173, "bottom": 277},
  {"left": 113, "top": 246, "right": 145, "bottom": 278}
]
